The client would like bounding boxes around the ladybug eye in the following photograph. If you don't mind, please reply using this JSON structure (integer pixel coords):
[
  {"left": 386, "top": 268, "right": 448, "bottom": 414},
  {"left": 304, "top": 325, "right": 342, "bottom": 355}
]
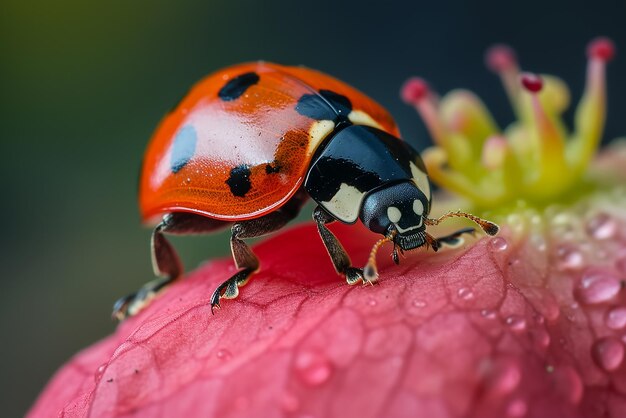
[
  {"left": 413, "top": 199, "right": 424, "bottom": 216},
  {"left": 387, "top": 206, "right": 402, "bottom": 223}
]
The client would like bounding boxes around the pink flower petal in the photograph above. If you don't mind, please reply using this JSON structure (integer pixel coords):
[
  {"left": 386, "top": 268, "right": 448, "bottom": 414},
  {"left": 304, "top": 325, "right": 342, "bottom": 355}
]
[{"left": 28, "top": 221, "right": 626, "bottom": 418}]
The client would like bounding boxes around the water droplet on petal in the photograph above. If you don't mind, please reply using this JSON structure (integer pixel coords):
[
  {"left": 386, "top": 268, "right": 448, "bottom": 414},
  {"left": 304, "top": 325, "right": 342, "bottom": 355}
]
[
  {"left": 575, "top": 268, "right": 621, "bottom": 305},
  {"left": 481, "top": 309, "right": 496, "bottom": 319},
  {"left": 216, "top": 349, "right": 232, "bottom": 361},
  {"left": 592, "top": 337, "right": 625, "bottom": 371},
  {"left": 530, "top": 214, "right": 543, "bottom": 226},
  {"left": 492, "top": 362, "right": 522, "bottom": 394},
  {"left": 94, "top": 363, "right": 107, "bottom": 382},
  {"left": 586, "top": 212, "right": 617, "bottom": 240},
  {"left": 605, "top": 306, "right": 626, "bottom": 330},
  {"left": 530, "top": 234, "right": 547, "bottom": 251},
  {"left": 507, "top": 213, "right": 525, "bottom": 234},
  {"left": 506, "top": 315, "right": 527, "bottom": 332},
  {"left": 412, "top": 300, "right": 427, "bottom": 308},
  {"left": 556, "top": 245, "right": 584, "bottom": 271},
  {"left": 457, "top": 287, "right": 475, "bottom": 301},
  {"left": 489, "top": 237, "right": 508, "bottom": 252},
  {"left": 367, "top": 297, "right": 377, "bottom": 307},
  {"left": 506, "top": 398, "right": 528, "bottom": 417},
  {"left": 295, "top": 349, "right": 333, "bottom": 386},
  {"left": 551, "top": 213, "right": 577, "bottom": 239},
  {"left": 554, "top": 365, "right": 584, "bottom": 404}
]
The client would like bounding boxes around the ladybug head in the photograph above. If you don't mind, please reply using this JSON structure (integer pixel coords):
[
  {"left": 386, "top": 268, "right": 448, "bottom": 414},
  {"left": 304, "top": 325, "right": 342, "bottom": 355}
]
[{"left": 359, "top": 181, "right": 430, "bottom": 251}]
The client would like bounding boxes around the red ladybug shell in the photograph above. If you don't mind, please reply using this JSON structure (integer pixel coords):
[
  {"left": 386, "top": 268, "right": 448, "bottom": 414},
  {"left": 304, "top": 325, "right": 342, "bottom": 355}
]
[{"left": 139, "top": 62, "right": 400, "bottom": 223}]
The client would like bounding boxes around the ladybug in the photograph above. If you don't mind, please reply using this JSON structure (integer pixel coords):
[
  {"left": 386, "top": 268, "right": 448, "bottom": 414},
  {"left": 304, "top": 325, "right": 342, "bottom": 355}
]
[{"left": 113, "top": 62, "right": 499, "bottom": 320}]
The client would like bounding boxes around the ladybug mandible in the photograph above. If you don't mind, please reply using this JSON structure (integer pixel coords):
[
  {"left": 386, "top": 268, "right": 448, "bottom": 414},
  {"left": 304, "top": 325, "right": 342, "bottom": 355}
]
[{"left": 113, "top": 62, "right": 499, "bottom": 320}]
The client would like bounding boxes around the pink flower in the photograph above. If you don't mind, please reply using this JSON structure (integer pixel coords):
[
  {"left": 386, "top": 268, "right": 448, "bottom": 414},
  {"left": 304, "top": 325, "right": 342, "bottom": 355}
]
[{"left": 30, "top": 38, "right": 626, "bottom": 418}]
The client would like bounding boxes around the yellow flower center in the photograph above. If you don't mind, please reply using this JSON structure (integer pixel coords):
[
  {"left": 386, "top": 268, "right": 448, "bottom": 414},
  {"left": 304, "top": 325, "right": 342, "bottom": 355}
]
[{"left": 401, "top": 38, "right": 616, "bottom": 214}]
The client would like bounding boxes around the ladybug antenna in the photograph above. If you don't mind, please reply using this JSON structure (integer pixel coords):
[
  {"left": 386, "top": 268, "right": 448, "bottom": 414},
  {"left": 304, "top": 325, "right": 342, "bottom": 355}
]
[
  {"left": 363, "top": 231, "right": 396, "bottom": 284},
  {"left": 426, "top": 211, "right": 499, "bottom": 236}
]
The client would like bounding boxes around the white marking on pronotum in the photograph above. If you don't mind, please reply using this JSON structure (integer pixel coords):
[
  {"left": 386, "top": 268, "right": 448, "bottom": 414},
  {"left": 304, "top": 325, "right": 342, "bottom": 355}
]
[
  {"left": 387, "top": 206, "right": 401, "bottom": 223},
  {"left": 322, "top": 183, "right": 365, "bottom": 223},
  {"left": 413, "top": 199, "right": 424, "bottom": 216},
  {"left": 307, "top": 120, "right": 335, "bottom": 154},
  {"left": 395, "top": 219, "right": 423, "bottom": 234},
  {"left": 348, "top": 110, "right": 383, "bottom": 129},
  {"left": 410, "top": 161, "right": 430, "bottom": 202}
]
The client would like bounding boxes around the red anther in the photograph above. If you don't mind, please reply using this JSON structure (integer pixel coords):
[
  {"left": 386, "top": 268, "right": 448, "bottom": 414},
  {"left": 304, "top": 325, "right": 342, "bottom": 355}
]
[
  {"left": 520, "top": 73, "right": 543, "bottom": 93},
  {"left": 485, "top": 44, "right": 517, "bottom": 73},
  {"left": 587, "top": 37, "right": 616, "bottom": 62},
  {"left": 401, "top": 77, "right": 430, "bottom": 104}
]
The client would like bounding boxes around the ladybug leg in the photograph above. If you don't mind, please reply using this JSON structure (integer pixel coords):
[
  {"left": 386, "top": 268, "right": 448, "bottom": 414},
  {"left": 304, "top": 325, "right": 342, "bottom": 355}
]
[
  {"left": 428, "top": 227, "right": 477, "bottom": 251},
  {"left": 313, "top": 205, "right": 365, "bottom": 286},
  {"left": 210, "top": 194, "right": 305, "bottom": 313},
  {"left": 112, "top": 213, "right": 226, "bottom": 321}
]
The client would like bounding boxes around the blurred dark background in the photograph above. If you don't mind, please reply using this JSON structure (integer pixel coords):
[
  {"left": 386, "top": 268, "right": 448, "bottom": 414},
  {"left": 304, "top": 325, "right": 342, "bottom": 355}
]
[{"left": 1, "top": 0, "right": 625, "bottom": 415}]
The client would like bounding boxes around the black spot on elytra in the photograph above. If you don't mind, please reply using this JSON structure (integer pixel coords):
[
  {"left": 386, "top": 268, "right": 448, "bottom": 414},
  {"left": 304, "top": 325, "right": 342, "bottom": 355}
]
[
  {"left": 218, "top": 72, "right": 260, "bottom": 101},
  {"left": 295, "top": 89, "right": 352, "bottom": 122},
  {"left": 226, "top": 165, "right": 252, "bottom": 197},
  {"left": 265, "top": 162, "right": 281, "bottom": 174},
  {"left": 170, "top": 125, "right": 197, "bottom": 173}
]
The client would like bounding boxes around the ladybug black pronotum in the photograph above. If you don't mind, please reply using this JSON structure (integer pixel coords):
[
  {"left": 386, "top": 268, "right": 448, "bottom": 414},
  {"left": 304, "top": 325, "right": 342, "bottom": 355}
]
[{"left": 113, "top": 62, "right": 499, "bottom": 320}]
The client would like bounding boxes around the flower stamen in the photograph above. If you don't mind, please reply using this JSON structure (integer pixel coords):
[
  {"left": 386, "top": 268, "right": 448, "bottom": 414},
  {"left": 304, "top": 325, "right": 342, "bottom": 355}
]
[{"left": 404, "top": 38, "right": 616, "bottom": 211}]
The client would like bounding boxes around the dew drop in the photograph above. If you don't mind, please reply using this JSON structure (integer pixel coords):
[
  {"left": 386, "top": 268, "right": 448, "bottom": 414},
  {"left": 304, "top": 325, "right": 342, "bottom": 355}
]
[
  {"left": 506, "top": 398, "right": 527, "bottom": 417},
  {"left": 457, "top": 287, "right": 475, "bottom": 301},
  {"left": 556, "top": 245, "right": 584, "bottom": 271},
  {"left": 489, "top": 237, "right": 508, "bottom": 252},
  {"left": 506, "top": 315, "right": 527, "bottom": 332},
  {"left": 530, "top": 234, "right": 547, "bottom": 252},
  {"left": 554, "top": 365, "right": 584, "bottom": 404},
  {"left": 605, "top": 306, "right": 626, "bottom": 330},
  {"left": 492, "top": 362, "right": 522, "bottom": 394},
  {"left": 216, "top": 349, "right": 232, "bottom": 361},
  {"left": 295, "top": 349, "right": 333, "bottom": 386},
  {"left": 575, "top": 268, "right": 621, "bottom": 305},
  {"left": 592, "top": 337, "right": 625, "bottom": 371},
  {"left": 507, "top": 213, "right": 525, "bottom": 234},
  {"left": 412, "top": 300, "right": 427, "bottom": 308},
  {"left": 367, "top": 297, "right": 377, "bottom": 307},
  {"left": 586, "top": 212, "right": 617, "bottom": 240},
  {"left": 481, "top": 309, "right": 497, "bottom": 319},
  {"left": 551, "top": 213, "right": 576, "bottom": 238},
  {"left": 94, "top": 363, "right": 107, "bottom": 382}
]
